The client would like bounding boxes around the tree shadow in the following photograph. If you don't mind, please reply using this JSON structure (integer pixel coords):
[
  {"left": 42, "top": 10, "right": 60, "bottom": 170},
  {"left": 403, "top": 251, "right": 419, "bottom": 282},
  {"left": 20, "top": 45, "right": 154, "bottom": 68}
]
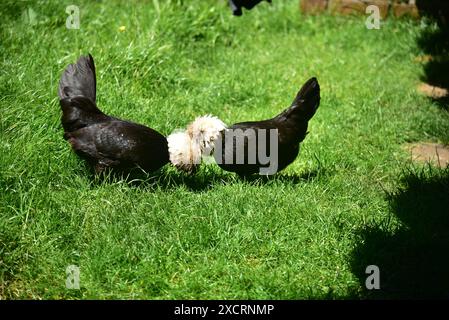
[
  {"left": 416, "top": 1, "right": 449, "bottom": 110},
  {"left": 349, "top": 168, "right": 449, "bottom": 299},
  {"left": 416, "top": 0, "right": 449, "bottom": 27},
  {"left": 420, "top": 57, "right": 449, "bottom": 111}
]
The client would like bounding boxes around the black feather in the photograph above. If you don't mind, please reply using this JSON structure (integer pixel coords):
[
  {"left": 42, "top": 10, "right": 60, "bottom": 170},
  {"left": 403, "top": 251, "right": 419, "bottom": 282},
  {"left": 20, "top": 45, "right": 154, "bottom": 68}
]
[
  {"left": 217, "top": 77, "right": 320, "bottom": 176},
  {"left": 58, "top": 54, "right": 96, "bottom": 103},
  {"left": 58, "top": 54, "right": 169, "bottom": 174},
  {"left": 228, "top": 0, "right": 272, "bottom": 16}
]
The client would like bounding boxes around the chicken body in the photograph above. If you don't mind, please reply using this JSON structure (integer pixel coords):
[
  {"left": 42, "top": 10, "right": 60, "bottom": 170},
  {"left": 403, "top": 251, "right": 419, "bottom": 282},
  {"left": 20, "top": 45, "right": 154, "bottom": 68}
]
[
  {"left": 216, "top": 77, "right": 320, "bottom": 176},
  {"left": 58, "top": 55, "right": 169, "bottom": 173}
]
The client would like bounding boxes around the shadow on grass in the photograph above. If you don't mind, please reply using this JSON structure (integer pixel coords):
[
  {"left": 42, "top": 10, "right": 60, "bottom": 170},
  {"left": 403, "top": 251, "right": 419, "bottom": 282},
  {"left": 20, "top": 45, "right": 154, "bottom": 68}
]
[
  {"left": 235, "top": 169, "right": 324, "bottom": 184},
  {"left": 416, "top": 2, "right": 449, "bottom": 111},
  {"left": 0, "top": 2, "right": 29, "bottom": 22},
  {"left": 416, "top": 0, "right": 449, "bottom": 26},
  {"left": 421, "top": 57, "right": 449, "bottom": 111},
  {"left": 83, "top": 164, "right": 324, "bottom": 192},
  {"left": 349, "top": 167, "right": 449, "bottom": 299}
]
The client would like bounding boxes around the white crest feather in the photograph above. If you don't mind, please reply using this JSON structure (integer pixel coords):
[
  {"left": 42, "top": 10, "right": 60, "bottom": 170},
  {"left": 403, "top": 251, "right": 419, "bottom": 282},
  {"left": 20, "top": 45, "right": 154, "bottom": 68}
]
[
  {"left": 166, "top": 131, "right": 201, "bottom": 173},
  {"left": 187, "top": 115, "right": 227, "bottom": 154},
  {"left": 167, "top": 115, "right": 227, "bottom": 173}
]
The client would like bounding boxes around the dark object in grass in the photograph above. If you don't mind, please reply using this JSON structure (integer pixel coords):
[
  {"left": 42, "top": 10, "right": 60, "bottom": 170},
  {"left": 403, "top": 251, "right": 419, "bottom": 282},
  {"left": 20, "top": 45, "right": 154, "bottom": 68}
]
[
  {"left": 216, "top": 77, "right": 320, "bottom": 177},
  {"left": 228, "top": 0, "right": 272, "bottom": 16},
  {"left": 58, "top": 54, "right": 170, "bottom": 174}
]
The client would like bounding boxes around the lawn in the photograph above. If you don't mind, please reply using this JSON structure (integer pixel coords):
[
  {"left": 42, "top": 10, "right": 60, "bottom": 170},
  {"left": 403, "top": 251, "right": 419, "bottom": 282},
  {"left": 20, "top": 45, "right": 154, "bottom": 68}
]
[{"left": 1, "top": 0, "right": 449, "bottom": 299}]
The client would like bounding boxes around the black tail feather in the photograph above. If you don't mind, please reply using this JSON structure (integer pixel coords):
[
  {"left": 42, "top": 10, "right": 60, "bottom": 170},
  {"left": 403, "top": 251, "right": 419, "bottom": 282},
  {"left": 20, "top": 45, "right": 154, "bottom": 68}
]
[
  {"left": 276, "top": 77, "right": 320, "bottom": 122},
  {"left": 58, "top": 54, "right": 96, "bottom": 103},
  {"left": 58, "top": 54, "right": 107, "bottom": 133}
]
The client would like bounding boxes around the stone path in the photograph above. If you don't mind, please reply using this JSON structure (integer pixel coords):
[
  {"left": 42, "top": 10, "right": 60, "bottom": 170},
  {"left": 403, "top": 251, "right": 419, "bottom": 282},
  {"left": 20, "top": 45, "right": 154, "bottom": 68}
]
[
  {"left": 407, "top": 143, "right": 449, "bottom": 168},
  {"left": 417, "top": 83, "right": 449, "bottom": 100}
]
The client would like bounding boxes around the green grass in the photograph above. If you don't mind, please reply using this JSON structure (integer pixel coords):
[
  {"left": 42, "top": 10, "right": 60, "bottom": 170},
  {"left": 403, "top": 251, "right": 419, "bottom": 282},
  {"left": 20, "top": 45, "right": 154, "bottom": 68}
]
[{"left": 1, "top": 0, "right": 449, "bottom": 299}]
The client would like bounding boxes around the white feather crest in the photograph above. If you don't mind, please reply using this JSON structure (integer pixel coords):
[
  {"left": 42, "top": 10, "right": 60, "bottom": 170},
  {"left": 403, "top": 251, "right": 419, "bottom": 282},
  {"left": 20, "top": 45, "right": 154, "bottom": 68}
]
[
  {"left": 187, "top": 115, "right": 227, "bottom": 154},
  {"left": 166, "top": 130, "right": 201, "bottom": 173},
  {"left": 167, "top": 115, "right": 227, "bottom": 173}
]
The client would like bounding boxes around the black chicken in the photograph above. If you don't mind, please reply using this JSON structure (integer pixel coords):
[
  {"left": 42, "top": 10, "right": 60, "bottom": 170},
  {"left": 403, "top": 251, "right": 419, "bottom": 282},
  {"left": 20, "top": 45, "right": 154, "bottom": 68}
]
[
  {"left": 228, "top": 0, "right": 272, "bottom": 16},
  {"left": 58, "top": 54, "right": 169, "bottom": 174},
  {"left": 215, "top": 77, "right": 320, "bottom": 176}
]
